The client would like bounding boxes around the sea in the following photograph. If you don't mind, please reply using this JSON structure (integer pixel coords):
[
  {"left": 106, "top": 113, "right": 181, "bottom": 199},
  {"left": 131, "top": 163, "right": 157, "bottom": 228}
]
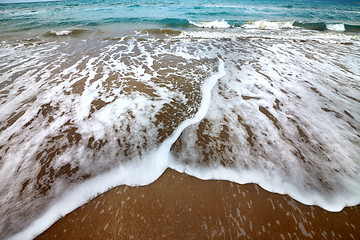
[{"left": 0, "top": 0, "right": 359, "bottom": 239}]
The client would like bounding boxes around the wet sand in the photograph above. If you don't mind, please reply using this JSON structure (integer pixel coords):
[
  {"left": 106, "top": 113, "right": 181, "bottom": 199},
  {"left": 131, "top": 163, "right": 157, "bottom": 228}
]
[{"left": 36, "top": 168, "right": 359, "bottom": 240}]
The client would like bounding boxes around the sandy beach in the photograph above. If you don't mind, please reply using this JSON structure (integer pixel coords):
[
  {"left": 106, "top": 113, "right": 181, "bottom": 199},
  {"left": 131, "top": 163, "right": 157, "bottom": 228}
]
[{"left": 36, "top": 168, "right": 360, "bottom": 239}]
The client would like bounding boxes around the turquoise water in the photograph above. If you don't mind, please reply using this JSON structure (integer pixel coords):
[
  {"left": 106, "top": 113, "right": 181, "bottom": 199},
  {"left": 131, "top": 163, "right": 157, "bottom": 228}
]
[
  {"left": 1, "top": 0, "right": 360, "bottom": 34},
  {"left": 1, "top": 0, "right": 360, "bottom": 239}
]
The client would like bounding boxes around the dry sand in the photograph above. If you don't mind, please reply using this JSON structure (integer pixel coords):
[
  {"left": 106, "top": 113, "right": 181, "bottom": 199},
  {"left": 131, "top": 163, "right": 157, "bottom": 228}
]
[{"left": 36, "top": 168, "right": 359, "bottom": 239}]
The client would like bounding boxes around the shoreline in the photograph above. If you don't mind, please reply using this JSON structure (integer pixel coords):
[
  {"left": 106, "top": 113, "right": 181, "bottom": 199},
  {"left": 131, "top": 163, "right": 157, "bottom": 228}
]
[{"left": 36, "top": 168, "right": 360, "bottom": 239}]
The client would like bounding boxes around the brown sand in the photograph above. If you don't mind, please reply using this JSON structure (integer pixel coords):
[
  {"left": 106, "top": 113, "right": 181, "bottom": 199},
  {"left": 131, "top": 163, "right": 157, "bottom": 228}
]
[{"left": 36, "top": 168, "right": 359, "bottom": 240}]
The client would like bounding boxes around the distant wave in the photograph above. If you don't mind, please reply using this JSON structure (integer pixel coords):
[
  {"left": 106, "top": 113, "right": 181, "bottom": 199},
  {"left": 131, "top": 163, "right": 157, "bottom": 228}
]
[
  {"left": 293, "top": 21, "right": 328, "bottom": 31},
  {"left": 294, "top": 21, "right": 360, "bottom": 32},
  {"left": 43, "top": 29, "right": 88, "bottom": 37},
  {"left": 3, "top": 12, "right": 360, "bottom": 35},
  {"left": 157, "top": 18, "right": 190, "bottom": 28},
  {"left": 189, "top": 20, "right": 231, "bottom": 29},
  {"left": 101, "top": 17, "right": 360, "bottom": 33},
  {"left": 327, "top": 23, "right": 345, "bottom": 32},
  {"left": 344, "top": 24, "right": 360, "bottom": 32},
  {"left": 242, "top": 20, "right": 294, "bottom": 30},
  {"left": 187, "top": 19, "right": 360, "bottom": 33},
  {"left": 241, "top": 20, "right": 360, "bottom": 33}
]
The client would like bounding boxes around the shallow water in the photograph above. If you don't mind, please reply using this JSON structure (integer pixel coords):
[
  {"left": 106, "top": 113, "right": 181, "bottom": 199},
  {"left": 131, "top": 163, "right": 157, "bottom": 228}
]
[{"left": 1, "top": 0, "right": 360, "bottom": 239}]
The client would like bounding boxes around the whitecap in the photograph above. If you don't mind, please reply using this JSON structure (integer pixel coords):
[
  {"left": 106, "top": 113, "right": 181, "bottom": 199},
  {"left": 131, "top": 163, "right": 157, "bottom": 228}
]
[
  {"left": 326, "top": 23, "right": 345, "bottom": 32},
  {"left": 242, "top": 20, "right": 294, "bottom": 30},
  {"left": 189, "top": 20, "right": 231, "bottom": 29},
  {"left": 50, "top": 30, "right": 73, "bottom": 36}
]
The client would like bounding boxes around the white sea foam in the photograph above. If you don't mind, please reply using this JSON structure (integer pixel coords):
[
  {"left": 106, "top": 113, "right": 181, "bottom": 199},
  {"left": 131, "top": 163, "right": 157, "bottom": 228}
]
[
  {"left": 50, "top": 30, "right": 73, "bottom": 36},
  {"left": 1, "top": 27, "right": 360, "bottom": 239},
  {"left": 327, "top": 23, "right": 345, "bottom": 32},
  {"left": 8, "top": 59, "right": 226, "bottom": 240},
  {"left": 170, "top": 36, "right": 360, "bottom": 212},
  {"left": 178, "top": 27, "right": 360, "bottom": 44},
  {"left": 242, "top": 20, "right": 294, "bottom": 30},
  {"left": 189, "top": 20, "right": 231, "bottom": 29},
  {"left": 0, "top": 38, "right": 212, "bottom": 238}
]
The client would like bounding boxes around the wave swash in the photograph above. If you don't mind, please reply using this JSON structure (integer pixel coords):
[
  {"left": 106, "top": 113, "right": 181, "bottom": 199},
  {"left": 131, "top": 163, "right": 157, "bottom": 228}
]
[{"left": 1, "top": 0, "right": 360, "bottom": 239}]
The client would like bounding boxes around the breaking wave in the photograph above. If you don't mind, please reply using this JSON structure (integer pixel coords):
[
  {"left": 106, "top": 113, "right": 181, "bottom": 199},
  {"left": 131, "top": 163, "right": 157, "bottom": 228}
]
[{"left": 189, "top": 20, "right": 231, "bottom": 29}]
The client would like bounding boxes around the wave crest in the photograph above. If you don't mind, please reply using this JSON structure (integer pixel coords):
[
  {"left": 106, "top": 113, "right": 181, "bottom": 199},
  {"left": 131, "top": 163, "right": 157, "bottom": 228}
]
[
  {"left": 43, "top": 29, "right": 87, "bottom": 37},
  {"left": 327, "top": 23, "right": 345, "bottom": 32},
  {"left": 189, "top": 20, "right": 231, "bottom": 29},
  {"left": 243, "top": 20, "right": 294, "bottom": 30}
]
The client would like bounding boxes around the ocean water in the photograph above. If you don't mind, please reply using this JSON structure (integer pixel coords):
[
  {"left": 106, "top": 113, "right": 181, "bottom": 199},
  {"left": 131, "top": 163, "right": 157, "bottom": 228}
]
[{"left": 0, "top": 0, "right": 360, "bottom": 239}]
